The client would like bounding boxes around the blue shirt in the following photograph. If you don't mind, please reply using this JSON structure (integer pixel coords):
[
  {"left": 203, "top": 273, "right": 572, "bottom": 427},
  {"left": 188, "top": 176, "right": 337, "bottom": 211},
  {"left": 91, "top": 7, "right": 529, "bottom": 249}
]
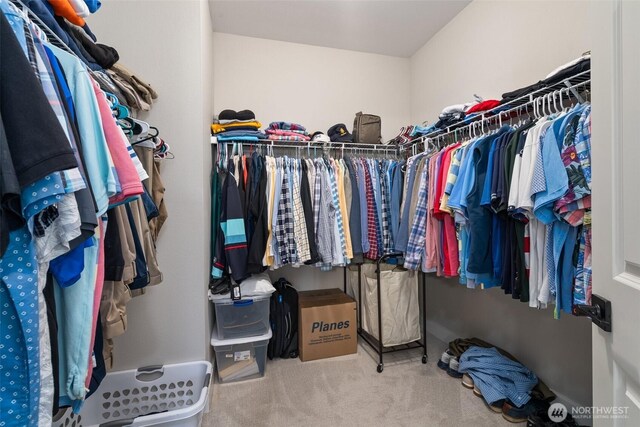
[
  {"left": 459, "top": 346, "right": 538, "bottom": 407},
  {"left": 0, "top": 0, "right": 27, "bottom": 51},
  {"left": 448, "top": 142, "right": 474, "bottom": 219},
  {"left": 49, "top": 45, "right": 116, "bottom": 216},
  {"left": 0, "top": 228, "right": 40, "bottom": 426},
  {"left": 532, "top": 117, "right": 569, "bottom": 224}
]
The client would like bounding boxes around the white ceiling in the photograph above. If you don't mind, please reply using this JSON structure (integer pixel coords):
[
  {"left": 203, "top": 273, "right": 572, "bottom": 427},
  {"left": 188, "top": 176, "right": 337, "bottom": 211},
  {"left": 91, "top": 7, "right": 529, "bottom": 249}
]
[{"left": 209, "top": 0, "right": 471, "bottom": 58}]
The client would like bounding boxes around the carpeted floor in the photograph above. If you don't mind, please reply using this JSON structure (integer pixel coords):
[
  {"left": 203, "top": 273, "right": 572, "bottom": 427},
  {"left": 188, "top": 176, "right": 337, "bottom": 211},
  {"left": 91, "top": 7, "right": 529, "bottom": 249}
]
[{"left": 202, "top": 334, "right": 514, "bottom": 427}]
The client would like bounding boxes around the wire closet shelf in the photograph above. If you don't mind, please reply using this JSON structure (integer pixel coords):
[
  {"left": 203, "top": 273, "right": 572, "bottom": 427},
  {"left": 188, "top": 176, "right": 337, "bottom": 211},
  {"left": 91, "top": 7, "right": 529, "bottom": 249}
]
[{"left": 400, "top": 69, "right": 591, "bottom": 154}]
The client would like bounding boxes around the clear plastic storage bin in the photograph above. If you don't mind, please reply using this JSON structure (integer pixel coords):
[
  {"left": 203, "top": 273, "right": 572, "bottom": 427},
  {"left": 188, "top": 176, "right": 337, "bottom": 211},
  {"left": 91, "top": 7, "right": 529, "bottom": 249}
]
[
  {"left": 211, "top": 328, "right": 272, "bottom": 383},
  {"left": 213, "top": 294, "right": 270, "bottom": 339},
  {"left": 52, "top": 361, "right": 212, "bottom": 427}
]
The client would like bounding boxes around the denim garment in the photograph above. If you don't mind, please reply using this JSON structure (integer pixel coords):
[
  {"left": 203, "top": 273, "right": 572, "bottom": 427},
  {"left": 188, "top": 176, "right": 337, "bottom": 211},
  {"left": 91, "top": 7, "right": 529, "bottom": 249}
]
[{"left": 459, "top": 346, "right": 538, "bottom": 408}]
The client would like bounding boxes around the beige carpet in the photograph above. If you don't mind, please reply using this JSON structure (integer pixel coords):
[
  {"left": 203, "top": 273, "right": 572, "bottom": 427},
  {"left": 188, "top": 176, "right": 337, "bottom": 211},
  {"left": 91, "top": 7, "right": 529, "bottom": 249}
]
[{"left": 202, "top": 335, "right": 514, "bottom": 427}]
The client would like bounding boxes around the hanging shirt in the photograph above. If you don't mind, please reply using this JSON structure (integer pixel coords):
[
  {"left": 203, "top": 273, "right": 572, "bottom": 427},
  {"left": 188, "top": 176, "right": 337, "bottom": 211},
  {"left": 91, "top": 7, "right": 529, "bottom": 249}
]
[
  {"left": 291, "top": 160, "right": 311, "bottom": 264},
  {"left": 404, "top": 163, "right": 429, "bottom": 270},
  {"left": 90, "top": 79, "right": 144, "bottom": 205},
  {"left": 467, "top": 127, "right": 509, "bottom": 277},
  {"left": 48, "top": 44, "right": 116, "bottom": 216},
  {"left": 0, "top": 228, "right": 40, "bottom": 426},
  {"left": 270, "top": 158, "right": 284, "bottom": 269},
  {"left": 395, "top": 155, "right": 418, "bottom": 252},
  {"left": 344, "top": 158, "right": 363, "bottom": 258},
  {"left": 1, "top": 13, "right": 77, "bottom": 189},
  {"left": 263, "top": 156, "right": 275, "bottom": 267},
  {"left": 363, "top": 160, "right": 380, "bottom": 260},
  {"left": 355, "top": 159, "right": 369, "bottom": 253},
  {"left": 335, "top": 160, "right": 353, "bottom": 260},
  {"left": 314, "top": 159, "right": 334, "bottom": 267}
]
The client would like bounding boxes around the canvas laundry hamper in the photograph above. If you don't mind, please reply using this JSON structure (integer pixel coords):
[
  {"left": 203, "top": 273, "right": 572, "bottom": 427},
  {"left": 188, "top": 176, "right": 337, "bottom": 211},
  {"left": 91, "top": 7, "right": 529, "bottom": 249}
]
[{"left": 348, "top": 263, "right": 421, "bottom": 347}]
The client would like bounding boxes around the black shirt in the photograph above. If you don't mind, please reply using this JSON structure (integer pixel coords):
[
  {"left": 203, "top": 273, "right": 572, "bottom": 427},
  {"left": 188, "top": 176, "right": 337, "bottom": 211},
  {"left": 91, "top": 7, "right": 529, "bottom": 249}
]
[{"left": 1, "top": 11, "right": 77, "bottom": 188}]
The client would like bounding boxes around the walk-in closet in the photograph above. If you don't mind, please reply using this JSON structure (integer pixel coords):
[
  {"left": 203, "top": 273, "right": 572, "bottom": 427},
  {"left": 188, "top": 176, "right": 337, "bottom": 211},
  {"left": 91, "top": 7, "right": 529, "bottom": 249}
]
[{"left": 1, "top": 1, "right": 639, "bottom": 426}]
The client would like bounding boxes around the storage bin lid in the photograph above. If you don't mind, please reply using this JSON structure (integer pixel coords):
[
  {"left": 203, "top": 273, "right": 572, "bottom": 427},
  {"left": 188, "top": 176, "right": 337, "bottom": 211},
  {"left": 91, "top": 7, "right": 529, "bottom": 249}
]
[
  {"left": 211, "top": 327, "right": 272, "bottom": 347},
  {"left": 209, "top": 293, "right": 271, "bottom": 305},
  {"left": 208, "top": 273, "right": 275, "bottom": 301}
]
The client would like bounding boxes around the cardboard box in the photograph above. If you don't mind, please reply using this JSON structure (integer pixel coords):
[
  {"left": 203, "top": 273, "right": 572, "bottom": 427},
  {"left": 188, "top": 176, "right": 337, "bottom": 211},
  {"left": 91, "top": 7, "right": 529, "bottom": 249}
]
[{"left": 298, "top": 289, "right": 357, "bottom": 362}]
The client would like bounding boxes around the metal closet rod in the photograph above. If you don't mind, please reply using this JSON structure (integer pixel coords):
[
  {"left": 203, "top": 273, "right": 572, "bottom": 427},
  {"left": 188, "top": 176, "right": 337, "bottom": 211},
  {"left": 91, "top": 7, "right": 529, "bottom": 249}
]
[
  {"left": 404, "top": 77, "right": 591, "bottom": 153},
  {"left": 400, "top": 69, "right": 591, "bottom": 150},
  {"left": 211, "top": 138, "right": 398, "bottom": 153}
]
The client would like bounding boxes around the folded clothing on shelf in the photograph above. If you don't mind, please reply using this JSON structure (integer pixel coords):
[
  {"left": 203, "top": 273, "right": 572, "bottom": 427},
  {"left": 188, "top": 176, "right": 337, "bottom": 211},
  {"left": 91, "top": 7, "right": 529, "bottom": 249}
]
[
  {"left": 267, "top": 134, "right": 310, "bottom": 142},
  {"left": 266, "top": 129, "right": 310, "bottom": 140},
  {"left": 268, "top": 121, "right": 307, "bottom": 133},
  {"left": 410, "top": 124, "right": 437, "bottom": 137},
  {"left": 501, "top": 56, "right": 590, "bottom": 104},
  {"left": 216, "top": 130, "right": 267, "bottom": 141},
  {"left": 434, "top": 112, "right": 465, "bottom": 130},
  {"left": 211, "top": 121, "right": 262, "bottom": 134},
  {"left": 465, "top": 99, "right": 501, "bottom": 114},
  {"left": 219, "top": 109, "right": 256, "bottom": 121},
  {"left": 388, "top": 125, "right": 415, "bottom": 145},
  {"left": 441, "top": 102, "right": 476, "bottom": 116}
]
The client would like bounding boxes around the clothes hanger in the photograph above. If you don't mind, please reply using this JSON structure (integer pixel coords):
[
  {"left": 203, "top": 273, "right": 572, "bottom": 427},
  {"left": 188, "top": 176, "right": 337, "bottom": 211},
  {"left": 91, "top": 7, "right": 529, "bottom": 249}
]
[
  {"left": 135, "top": 125, "right": 159, "bottom": 145},
  {"left": 118, "top": 117, "right": 134, "bottom": 136}
]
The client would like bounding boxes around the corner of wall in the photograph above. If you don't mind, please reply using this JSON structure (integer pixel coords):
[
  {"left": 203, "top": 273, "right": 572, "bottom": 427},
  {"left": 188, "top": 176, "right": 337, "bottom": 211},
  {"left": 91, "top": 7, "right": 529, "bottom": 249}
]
[{"left": 200, "top": 0, "right": 216, "bottom": 363}]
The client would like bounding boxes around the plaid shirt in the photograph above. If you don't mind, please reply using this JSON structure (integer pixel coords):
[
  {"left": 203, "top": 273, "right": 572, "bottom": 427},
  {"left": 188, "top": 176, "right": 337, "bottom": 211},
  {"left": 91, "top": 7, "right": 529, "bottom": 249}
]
[
  {"left": 314, "top": 159, "right": 334, "bottom": 266},
  {"left": 275, "top": 159, "right": 298, "bottom": 266},
  {"left": 62, "top": 170, "right": 87, "bottom": 193},
  {"left": 267, "top": 134, "right": 310, "bottom": 142},
  {"left": 363, "top": 161, "right": 380, "bottom": 260},
  {"left": 268, "top": 122, "right": 307, "bottom": 132},
  {"left": 291, "top": 160, "right": 311, "bottom": 263},
  {"left": 558, "top": 196, "right": 591, "bottom": 227},
  {"left": 379, "top": 160, "right": 393, "bottom": 253},
  {"left": 404, "top": 164, "right": 429, "bottom": 270}
]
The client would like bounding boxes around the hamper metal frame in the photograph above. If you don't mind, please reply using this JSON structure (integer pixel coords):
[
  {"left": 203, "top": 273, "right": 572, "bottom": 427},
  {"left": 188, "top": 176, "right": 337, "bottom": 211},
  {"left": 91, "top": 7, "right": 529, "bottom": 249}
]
[{"left": 343, "top": 253, "right": 427, "bottom": 373}]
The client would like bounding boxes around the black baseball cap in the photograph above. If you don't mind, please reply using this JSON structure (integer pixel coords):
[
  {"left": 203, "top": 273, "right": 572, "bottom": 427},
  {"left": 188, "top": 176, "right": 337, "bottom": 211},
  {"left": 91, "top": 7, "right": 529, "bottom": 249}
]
[{"left": 327, "top": 123, "right": 353, "bottom": 142}]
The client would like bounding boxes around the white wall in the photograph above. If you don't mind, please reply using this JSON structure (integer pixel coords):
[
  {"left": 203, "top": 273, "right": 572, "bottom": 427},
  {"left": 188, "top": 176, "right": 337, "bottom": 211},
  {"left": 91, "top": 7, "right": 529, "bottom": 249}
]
[
  {"left": 88, "top": 0, "right": 214, "bottom": 370},
  {"left": 213, "top": 33, "right": 411, "bottom": 291},
  {"left": 411, "top": 0, "right": 590, "bottom": 123},
  {"left": 213, "top": 32, "right": 411, "bottom": 143},
  {"left": 410, "top": 0, "right": 592, "bottom": 407}
]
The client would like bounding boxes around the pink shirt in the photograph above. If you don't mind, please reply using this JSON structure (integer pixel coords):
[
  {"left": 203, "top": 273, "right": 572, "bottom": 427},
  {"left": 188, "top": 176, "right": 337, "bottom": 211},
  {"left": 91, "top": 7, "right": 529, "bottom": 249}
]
[{"left": 90, "top": 78, "right": 144, "bottom": 204}]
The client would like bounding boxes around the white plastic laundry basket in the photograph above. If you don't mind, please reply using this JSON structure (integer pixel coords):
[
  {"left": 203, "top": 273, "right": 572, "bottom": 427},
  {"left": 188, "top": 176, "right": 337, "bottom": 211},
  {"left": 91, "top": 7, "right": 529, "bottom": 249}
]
[{"left": 52, "top": 361, "right": 212, "bottom": 427}]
